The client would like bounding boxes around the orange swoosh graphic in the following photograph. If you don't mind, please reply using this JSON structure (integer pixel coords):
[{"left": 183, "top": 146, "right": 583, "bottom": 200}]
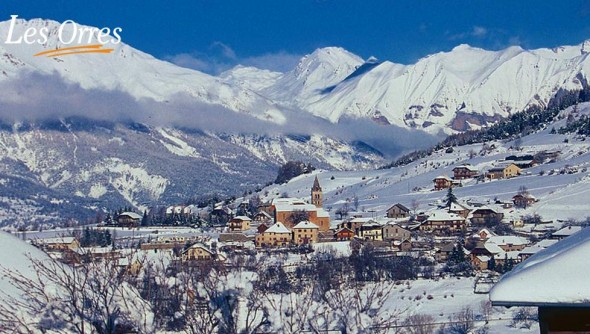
[{"left": 34, "top": 44, "right": 113, "bottom": 57}]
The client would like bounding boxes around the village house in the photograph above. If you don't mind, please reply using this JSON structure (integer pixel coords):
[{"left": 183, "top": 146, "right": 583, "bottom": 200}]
[
  {"left": 181, "top": 243, "right": 214, "bottom": 261},
  {"left": 358, "top": 223, "right": 383, "bottom": 241},
  {"left": 386, "top": 203, "right": 411, "bottom": 219},
  {"left": 449, "top": 202, "right": 471, "bottom": 218},
  {"left": 253, "top": 211, "right": 272, "bottom": 223},
  {"left": 512, "top": 193, "right": 537, "bottom": 208},
  {"left": 382, "top": 223, "right": 411, "bottom": 241},
  {"left": 504, "top": 155, "right": 537, "bottom": 169},
  {"left": 292, "top": 221, "right": 319, "bottom": 245},
  {"left": 334, "top": 227, "right": 355, "bottom": 241},
  {"left": 393, "top": 239, "right": 412, "bottom": 252},
  {"left": 473, "top": 228, "right": 497, "bottom": 241},
  {"left": 552, "top": 225, "right": 583, "bottom": 240},
  {"left": 32, "top": 236, "right": 80, "bottom": 251},
  {"left": 486, "top": 163, "right": 521, "bottom": 180},
  {"left": 452, "top": 164, "right": 479, "bottom": 180},
  {"left": 433, "top": 175, "right": 453, "bottom": 190},
  {"left": 338, "top": 217, "right": 375, "bottom": 235},
  {"left": 469, "top": 207, "right": 504, "bottom": 225},
  {"left": 227, "top": 215, "right": 252, "bottom": 232},
  {"left": 435, "top": 243, "right": 456, "bottom": 262},
  {"left": 486, "top": 236, "right": 528, "bottom": 252},
  {"left": 255, "top": 222, "right": 292, "bottom": 248},
  {"left": 116, "top": 212, "right": 142, "bottom": 227},
  {"left": 419, "top": 211, "right": 466, "bottom": 235}
]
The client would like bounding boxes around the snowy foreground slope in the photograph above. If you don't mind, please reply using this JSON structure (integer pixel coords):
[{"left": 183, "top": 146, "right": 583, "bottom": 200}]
[{"left": 263, "top": 103, "right": 590, "bottom": 224}]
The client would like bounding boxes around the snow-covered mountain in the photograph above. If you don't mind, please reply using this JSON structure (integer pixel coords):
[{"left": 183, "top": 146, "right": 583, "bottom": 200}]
[
  {"left": 0, "top": 18, "right": 286, "bottom": 123},
  {"left": 241, "top": 42, "right": 590, "bottom": 134},
  {"left": 4, "top": 17, "right": 590, "bottom": 226}
]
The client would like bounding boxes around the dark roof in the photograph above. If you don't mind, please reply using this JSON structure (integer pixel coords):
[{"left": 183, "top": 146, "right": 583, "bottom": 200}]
[
  {"left": 388, "top": 203, "right": 410, "bottom": 212},
  {"left": 312, "top": 176, "right": 322, "bottom": 191}
]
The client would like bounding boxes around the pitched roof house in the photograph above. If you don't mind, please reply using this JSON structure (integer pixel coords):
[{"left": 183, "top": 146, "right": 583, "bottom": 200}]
[{"left": 386, "top": 203, "right": 411, "bottom": 219}]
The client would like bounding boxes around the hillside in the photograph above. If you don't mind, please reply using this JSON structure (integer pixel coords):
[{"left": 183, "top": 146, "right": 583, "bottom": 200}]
[{"left": 261, "top": 103, "right": 590, "bottom": 225}]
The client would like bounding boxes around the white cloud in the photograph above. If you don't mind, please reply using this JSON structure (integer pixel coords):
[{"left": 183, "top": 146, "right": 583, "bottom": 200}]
[
  {"left": 165, "top": 43, "right": 302, "bottom": 75},
  {"left": 448, "top": 26, "right": 488, "bottom": 40}
]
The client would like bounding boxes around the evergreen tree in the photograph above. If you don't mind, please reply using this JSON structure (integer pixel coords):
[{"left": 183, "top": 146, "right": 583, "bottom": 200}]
[
  {"left": 487, "top": 255, "right": 496, "bottom": 271},
  {"left": 141, "top": 210, "right": 149, "bottom": 227},
  {"left": 445, "top": 187, "right": 458, "bottom": 209}
]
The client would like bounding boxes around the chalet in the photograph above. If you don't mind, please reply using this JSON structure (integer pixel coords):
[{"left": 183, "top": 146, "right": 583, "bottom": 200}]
[
  {"left": 292, "top": 221, "right": 319, "bottom": 245},
  {"left": 272, "top": 198, "right": 330, "bottom": 231},
  {"left": 469, "top": 207, "right": 504, "bottom": 225},
  {"left": 253, "top": 211, "right": 272, "bottom": 223},
  {"left": 419, "top": 211, "right": 466, "bottom": 234},
  {"left": 505, "top": 155, "right": 537, "bottom": 169},
  {"left": 433, "top": 175, "right": 453, "bottom": 190},
  {"left": 334, "top": 227, "right": 355, "bottom": 241},
  {"left": 77, "top": 247, "right": 121, "bottom": 262},
  {"left": 393, "top": 239, "right": 412, "bottom": 252},
  {"left": 386, "top": 203, "right": 411, "bottom": 219},
  {"left": 473, "top": 228, "right": 497, "bottom": 241},
  {"left": 491, "top": 227, "right": 590, "bottom": 334},
  {"left": 165, "top": 205, "right": 195, "bottom": 217},
  {"left": 32, "top": 236, "right": 80, "bottom": 251},
  {"left": 452, "top": 164, "right": 479, "bottom": 180},
  {"left": 218, "top": 233, "right": 253, "bottom": 250},
  {"left": 338, "top": 217, "right": 375, "bottom": 235},
  {"left": 486, "top": 163, "right": 521, "bottom": 179},
  {"left": 358, "top": 223, "right": 383, "bottom": 241},
  {"left": 227, "top": 216, "right": 252, "bottom": 232},
  {"left": 181, "top": 243, "right": 214, "bottom": 261},
  {"left": 449, "top": 202, "right": 471, "bottom": 218},
  {"left": 552, "top": 226, "right": 582, "bottom": 240},
  {"left": 255, "top": 222, "right": 292, "bottom": 248},
  {"left": 435, "top": 243, "right": 456, "bottom": 262},
  {"left": 512, "top": 193, "right": 537, "bottom": 208},
  {"left": 486, "top": 236, "right": 528, "bottom": 252},
  {"left": 116, "top": 212, "right": 142, "bottom": 227},
  {"left": 382, "top": 223, "right": 411, "bottom": 241}
]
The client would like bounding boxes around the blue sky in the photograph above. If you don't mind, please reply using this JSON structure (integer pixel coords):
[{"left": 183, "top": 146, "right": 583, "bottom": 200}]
[{"left": 4, "top": 1, "right": 590, "bottom": 74}]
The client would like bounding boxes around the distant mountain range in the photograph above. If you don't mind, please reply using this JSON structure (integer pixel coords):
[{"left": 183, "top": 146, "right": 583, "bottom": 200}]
[{"left": 0, "top": 18, "right": 589, "bottom": 226}]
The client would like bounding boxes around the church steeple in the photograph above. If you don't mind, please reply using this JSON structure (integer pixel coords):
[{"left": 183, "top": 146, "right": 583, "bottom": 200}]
[{"left": 311, "top": 176, "right": 323, "bottom": 207}]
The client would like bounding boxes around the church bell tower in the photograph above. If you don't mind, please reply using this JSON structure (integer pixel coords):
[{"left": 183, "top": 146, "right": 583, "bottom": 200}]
[{"left": 311, "top": 176, "right": 323, "bottom": 208}]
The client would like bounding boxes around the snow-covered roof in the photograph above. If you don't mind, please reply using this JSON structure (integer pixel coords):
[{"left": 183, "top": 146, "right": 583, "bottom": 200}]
[
  {"left": 486, "top": 235, "right": 528, "bottom": 246},
  {"left": 484, "top": 243, "right": 504, "bottom": 254},
  {"left": 293, "top": 221, "right": 319, "bottom": 229},
  {"left": 472, "top": 228, "right": 497, "bottom": 240},
  {"left": 264, "top": 222, "right": 291, "bottom": 234},
  {"left": 493, "top": 250, "right": 520, "bottom": 260},
  {"left": 33, "top": 236, "right": 77, "bottom": 245},
  {"left": 232, "top": 215, "right": 252, "bottom": 221},
  {"left": 273, "top": 197, "right": 321, "bottom": 213},
  {"left": 490, "top": 227, "right": 590, "bottom": 307},
  {"left": 552, "top": 225, "right": 583, "bottom": 237},
  {"left": 349, "top": 217, "right": 376, "bottom": 224},
  {"left": 453, "top": 164, "right": 479, "bottom": 172},
  {"left": 184, "top": 243, "right": 213, "bottom": 254},
  {"left": 119, "top": 212, "right": 142, "bottom": 220},
  {"left": 425, "top": 211, "right": 465, "bottom": 222},
  {"left": 433, "top": 175, "right": 452, "bottom": 181},
  {"left": 449, "top": 202, "right": 470, "bottom": 212}
]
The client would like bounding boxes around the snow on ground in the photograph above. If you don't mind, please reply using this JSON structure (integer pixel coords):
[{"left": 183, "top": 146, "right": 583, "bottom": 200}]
[
  {"left": 383, "top": 277, "right": 538, "bottom": 333},
  {"left": 263, "top": 103, "right": 590, "bottom": 224},
  {"left": 0, "top": 231, "right": 49, "bottom": 299}
]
